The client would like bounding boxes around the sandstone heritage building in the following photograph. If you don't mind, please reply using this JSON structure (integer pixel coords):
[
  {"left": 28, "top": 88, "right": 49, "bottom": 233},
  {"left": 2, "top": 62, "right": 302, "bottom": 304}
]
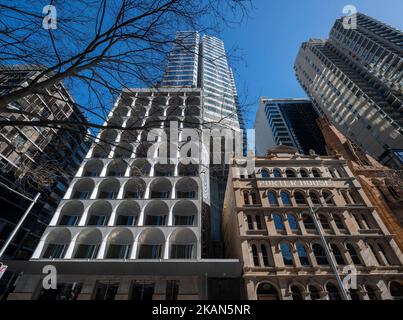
[{"left": 222, "top": 146, "right": 403, "bottom": 300}]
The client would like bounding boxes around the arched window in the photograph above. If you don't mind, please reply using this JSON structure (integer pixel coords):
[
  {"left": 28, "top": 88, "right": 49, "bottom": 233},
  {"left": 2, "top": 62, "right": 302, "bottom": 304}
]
[
  {"left": 313, "top": 243, "right": 329, "bottom": 265},
  {"left": 273, "top": 214, "right": 285, "bottom": 231},
  {"left": 312, "top": 168, "right": 321, "bottom": 178},
  {"left": 247, "top": 215, "right": 254, "bottom": 230},
  {"left": 331, "top": 244, "right": 346, "bottom": 265},
  {"left": 287, "top": 214, "right": 299, "bottom": 231},
  {"left": 302, "top": 214, "right": 315, "bottom": 231},
  {"left": 333, "top": 214, "right": 346, "bottom": 231},
  {"left": 250, "top": 192, "right": 258, "bottom": 205},
  {"left": 291, "top": 285, "right": 304, "bottom": 300},
  {"left": 243, "top": 191, "right": 250, "bottom": 205},
  {"left": 349, "top": 289, "right": 361, "bottom": 300},
  {"left": 285, "top": 169, "right": 297, "bottom": 178},
  {"left": 300, "top": 169, "right": 309, "bottom": 178},
  {"left": 280, "top": 191, "right": 291, "bottom": 206},
  {"left": 273, "top": 169, "right": 282, "bottom": 178},
  {"left": 251, "top": 244, "right": 259, "bottom": 266},
  {"left": 280, "top": 242, "right": 294, "bottom": 266},
  {"left": 261, "top": 244, "right": 270, "bottom": 267},
  {"left": 255, "top": 215, "right": 263, "bottom": 230},
  {"left": 256, "top": 283, "right": 279, "bottom": 301},
  {"left": 326, "top": 283, "right": 341, "bottom": 300},
  {"left": 319, "top": 214, "right": 331, "bottom": 231},
  {"left": 378, "top": 243, "right": 392, "bottom": 265},
  {"left": 309, "top": 285, "right": 321, "bottom": 300},
  {"left": 389, "top": 281, "right": 403, "bottom": 300},
  {"left": 309, "top": 191, "right": 321, "bottom": 205},
  {"left": 261, "top": 169, "right": 270, "bottom": 179},
  {"left": 365, "top": 285, "right": 379, "bottom": 300},
  {"left": 346, "top": 244, "right": 362, "bottom": 265},
  {"left": 296, "top": 241, "right": 310, "bottom": 266},
  {"left": 268, "top": 191, "right": 278, "bottom": 206},
  {"left": 294, "top": 191, "right": 307, "bottom": 205},
  {"left": 322, "top": 191, "right": 335, "bottom": 205}
]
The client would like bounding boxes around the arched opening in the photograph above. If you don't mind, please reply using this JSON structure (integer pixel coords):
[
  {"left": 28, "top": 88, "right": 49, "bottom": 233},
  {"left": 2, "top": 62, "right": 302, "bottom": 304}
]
[
  {"left": 312, "top": 168, "right": 321, "bottom": 178},
  {"left": 287, "top": 213, "right": 299, "bottom": 231},
  {"left": 322, "top": 190, "right": 335, "bottom": 205},
  {"left": 106, "top": 160, "right": 127, "bottom": 177},
  {"left": 291, "top": 285, "right": 304, "bottom": 300},
  {"left": 261, "top": 169, "right": 270, "bottom": 179},
  {"left": 137, "top": 229, "right": 165, "bottom": 259},
  {"left": 58, "top": 201, "right": 84, "bottom": 226},
  {"left": 149, "top": 178, "right": 172, "bottom": 199},
  {"left": 166, "top": 105, "right": 183, "bottom": 117},
  {"left": 120, "top": 130, "right": 139, "bottom": 143},
  {"left": 273, "top": 168, "right": 282, "bottom": 178},
  {"left": 99, "top": 130, "right": 118, "bottom": 143},
  {"left": 148, "top": 106, "right": 164, "bottom": 117},
  {"left": 115, "top": 201, "right": 140, "bottom": 226},
  {"left": 82, "top": 160, "right": 103, "bottom": 177},
  {"left": 92, "top": 144, "right": 111, "bottom": 158},
  {"left": 256, "top": 283, "right": 280, "bottom": 301},
  {"left": 97, "top": 179, "right": 120, "bottom": 199},
  {"left": 309, "top": 285, "right": 321, "bottom": 300},
  {"left": 302, "top": 213, "right": 316, "bottom": 231},
  {"left": 326, "top": 283, "right": 341, "bottom": 300},
  {"left": 331, "top": 244, "right": 346, "bottom": 265},
  {"left": 261, "top": 244, "right": 271, "bottom": 267},
  {"left": 87, "top": 201, "right": 112, "bottom": 226},
  {"left": 114, "top": 143, "right": 133, "bottom": 159},
  {"left": 169, "top": 228, "right": 197, "bottom": 259},
  {"left": 144, "top": 201, "right": 169, "bottom": 226},
  {"left": 296, "top": 241, "right": 310, "bottom": 266},
  {"left": 74, "top": 229, "right": 103, "bottom": 259},
  {"left": 272, "top": 213, "right": 285, "bottom": 232},
  {"left": 280, "top": 191, "right": 292, "bottom": 206},
  {"left": 300, "top": 169, "right": 309, "bottom": 178},
  {"left": 105, "top": 228, "right": 134, "bottom": 259},
  {"left": 42, "top": 229, "right": 71, "bottom": 259},
  {"left": 71, "top": 179, "right": 95, "bottom": 200},
  {"left": 390, "top": 281, "right": 403, "bottom": 300},
  {"left": 346, "top": 243, "right": 362, "bottom": 265},
  {"left": 319, "top": 214, "right": 332, "bottom": 231},
  {"left": 184, "top": 105, "right": 200, "bottom": 117},
  {"left": 185, "top": 96, "right": 200, "bottom": 107},
  {"left": 333, "top": 214, "right": 346, "bottom": 232},
  {"left": 294, "top": 191, "right": 307, "bottom": 205},
  {"left": 309, "top": 191, "right": 321, "bottom": 205},
  {"left": 172, "top": 201, "right": 197, "bottom": 226},
  {"left": 285, "top": 169, "right": 297, "bottom": 178},
  {"left": 267, "top": 191, "right": 278, "bottom": 206},
  {"left": 123, "top": 178, "right": 146, "bottom": 199},
  {"left": 176, "top": 178, "right": 198, "bottom": 199},
  {"left": 280, "top": 242, "right": 294, "bottom": 266},
  {"left": 131, "top": 159, "right": 151, "bottom": 176},
  {"left": 313, "top": 243, "right": 329, "bottom": 266}
]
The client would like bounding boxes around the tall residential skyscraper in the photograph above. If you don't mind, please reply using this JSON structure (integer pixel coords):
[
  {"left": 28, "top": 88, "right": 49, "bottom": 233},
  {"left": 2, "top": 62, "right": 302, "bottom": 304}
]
[
  {"left": 254, "top": 98, "right": 327, "bottom": 156},
  {"left": 161, "top": 31, "right": 200, "bottom": 88},
  {"left": 294, "top": 13, "right": 403, "bottom": 169}
]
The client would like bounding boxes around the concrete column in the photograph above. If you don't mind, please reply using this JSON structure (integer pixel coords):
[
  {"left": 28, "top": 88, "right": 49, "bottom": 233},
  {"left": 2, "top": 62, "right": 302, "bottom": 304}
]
[
  {"left": 130, "top": 241, "right": 139, "bottom": 259},
  {"left": 96, "top": 240, "right": 107, "bottom": 259},
  {"left": 64, "top": 240, "right": 77, "bottom": 259},
  {"left": 32, "top": 240, "right": 46, "bottom": 259},
  {"left": 163, "top": 241, "right": 170, "bottom": 259}
]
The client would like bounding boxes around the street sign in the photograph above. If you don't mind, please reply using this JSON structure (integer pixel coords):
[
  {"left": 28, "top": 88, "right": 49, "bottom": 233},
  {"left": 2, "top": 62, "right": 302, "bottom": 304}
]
[{"left": 0, "top": 263, "right": 8, "bottom": 280}]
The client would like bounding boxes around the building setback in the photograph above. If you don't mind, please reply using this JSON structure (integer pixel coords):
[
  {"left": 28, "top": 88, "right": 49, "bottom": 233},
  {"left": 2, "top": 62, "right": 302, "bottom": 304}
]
[
  {"left": 254, "top": 98, "right": 327, "bottom": 156},
  {"left": 222, "top": 145, "right": 403, "bottom": 300},
  {"left": 294, "top": 13, "right": 403, "bottom": 169}
]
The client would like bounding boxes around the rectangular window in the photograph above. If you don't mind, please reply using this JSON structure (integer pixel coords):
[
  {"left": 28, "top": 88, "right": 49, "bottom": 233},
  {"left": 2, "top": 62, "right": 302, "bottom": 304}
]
[{"left": 166, "top": 280, "right": 179, "bottom": 300}]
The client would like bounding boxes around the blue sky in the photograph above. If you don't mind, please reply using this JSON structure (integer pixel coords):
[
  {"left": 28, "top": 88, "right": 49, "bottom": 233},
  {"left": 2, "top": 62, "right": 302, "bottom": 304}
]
[{"left": 221, "top": 0, "right": 403, "bottom": 128}]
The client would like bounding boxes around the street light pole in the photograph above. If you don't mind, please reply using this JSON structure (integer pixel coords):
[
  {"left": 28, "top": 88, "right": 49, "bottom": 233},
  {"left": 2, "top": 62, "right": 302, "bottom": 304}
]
[
  {"left": 308, "top": 200, "right": 350, "bottom": 300},
  {"left": 0, "top": 192, "right": 41, "bottom": 258}
]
